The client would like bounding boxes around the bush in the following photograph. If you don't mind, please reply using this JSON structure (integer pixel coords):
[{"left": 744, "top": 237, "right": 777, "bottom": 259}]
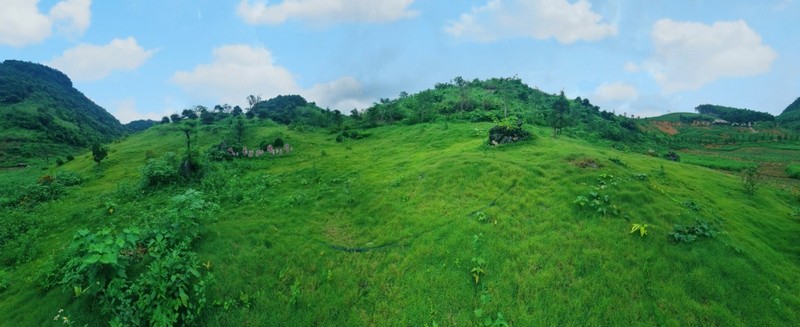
[
  {"left": 663, "top": 151, "right": 680, "bottom": 162},
  {"left": 669, "top": 219, "right": 719, "bottom": 243},
  {"left": 55, "top": 158, "right": 64, "bottom": 166},
  {"left": 66, "top": 154, "right": 75, "bottom": 161},
  {"left": 140, "top": 152, "right": 181, "bottom": 188},
  {"left": 273, "top": 137, "right": 285, "bottom": 147},
  {"left": 53, "top": 171, "right": 83, "bottom": 186},
  {"left": 44, "top": 190, "right": 215, "bottom": 326},
  {"left": 741, "top": 166, "right": 763, "bottom": 195},
  {"left": 786, "top": 164, "right": 800, "bottom": 179}
]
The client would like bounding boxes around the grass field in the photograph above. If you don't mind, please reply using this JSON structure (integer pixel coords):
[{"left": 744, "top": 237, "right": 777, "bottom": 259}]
[{"left": 1, "top": 120, "right": 799, "bottom": 326}]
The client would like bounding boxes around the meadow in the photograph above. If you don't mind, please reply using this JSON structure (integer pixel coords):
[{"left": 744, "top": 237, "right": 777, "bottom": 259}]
[{"left": 1, "top": 119, "right": 799, "bottom": 326}]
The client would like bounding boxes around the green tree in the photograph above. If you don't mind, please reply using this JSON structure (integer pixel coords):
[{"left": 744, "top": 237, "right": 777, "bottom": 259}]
[
  {"left": 551, "top": 90, "right": 569, "bottom": 137},
  {"left": 91, "top": 142, "right": 108, "bottom": 164}
]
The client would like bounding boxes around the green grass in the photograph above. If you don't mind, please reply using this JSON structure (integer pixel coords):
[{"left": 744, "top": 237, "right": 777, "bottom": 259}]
[
  {"left": 1, "top": 120, "right": 799, "bottom": 326},
  {"left": 787, "top": 164, "right": 800, "bottom": 179}
]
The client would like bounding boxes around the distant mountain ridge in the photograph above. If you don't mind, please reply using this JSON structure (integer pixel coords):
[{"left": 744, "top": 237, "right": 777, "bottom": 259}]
[{"left": 0, "top": 60, "right": 125, "bottom": 164}]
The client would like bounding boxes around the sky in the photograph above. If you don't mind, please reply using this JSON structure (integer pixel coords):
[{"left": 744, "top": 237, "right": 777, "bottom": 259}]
[{"left": 1, "top": 0, "right": 798, "bottom": 123}]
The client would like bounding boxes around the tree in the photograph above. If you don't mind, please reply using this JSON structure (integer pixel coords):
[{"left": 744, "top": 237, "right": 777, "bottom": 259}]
[
  {"left": 232, "top": 105, "right": 243, "bottom": 116},
  {"left": 160, "top": 116, "right": 170, "bottom": 124},
  {"left": 247, "top": 94, "right": 262, "bottom": 111},
  {"left": 181, "top": 109, "right": 198, "bottom": 120},
  {"left": 91, "top": 142, "right": 108, "bottom": 164},
  {"left": 551, "top": 90, "right": 569, "bottom": 137},
  {"left": 333, "top": 109, "right": 343, "bottom": 127},
  {"left": 170, "top": 113, "right": 181, "bottom": 123}
]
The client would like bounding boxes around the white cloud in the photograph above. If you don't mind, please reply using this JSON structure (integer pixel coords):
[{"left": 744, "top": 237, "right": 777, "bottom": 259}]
[
  {"left": 236, "top": 0, "right": 417, "bottom": 25},
  {"left": 0, "top": 0, "right": 91, "bottom": 47},
  {"left": 641, "top": 19, "right": 777, "bottom": 93},
  {"left": 49, "top": 0, "right": 92, "bottom": 38},
  {"left": 444, "top": 0, "right": 617, "bottom": 43},
  {"left": 594, "top": 82, "right": 638, "bottom": 102},
  {"left": 171, "top": 44, "right": 370, "bottom": 110},
  {"left": 111, "top": 98, "right": 170, "bottom": 124},
  {"left": 48, "top": 37, "right": 157, "bottom": 81}
]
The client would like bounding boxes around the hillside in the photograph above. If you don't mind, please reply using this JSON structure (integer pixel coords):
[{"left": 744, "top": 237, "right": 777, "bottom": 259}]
[
  {"left": 778, "top": 97, "right": 800, "bottom": 131},
  {"left": 0, "top": 60, "right": 125, "bottom": 166},
  {"left": 1, "top": 115, "right": 798, "bottom": 325}
]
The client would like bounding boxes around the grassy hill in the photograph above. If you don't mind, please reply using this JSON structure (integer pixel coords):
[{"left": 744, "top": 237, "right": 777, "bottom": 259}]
[
  {"left": 1, "top": 117, "right": 798, "bottom": 325},
  {"left": 0, "top": 60, "right": 125, "bottom": 166}
]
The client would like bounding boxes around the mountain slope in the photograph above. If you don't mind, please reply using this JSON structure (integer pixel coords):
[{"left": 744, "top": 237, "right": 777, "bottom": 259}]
[
  {"left": 1, "top": 118, "right": 798, "bottom": 325},
  {"left": 778, "top": 97, "right": 800, "bottom": 130},
  {"left": 0, "top": 60, "right": 125, "bottom": 165}
]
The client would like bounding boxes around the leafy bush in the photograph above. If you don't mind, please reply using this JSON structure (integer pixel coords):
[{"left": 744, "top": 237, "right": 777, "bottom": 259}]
[
  {"left": 0, "top": 270, "right": 9, "bottom": 290},
  {"left": 140, "top": 152, "right": 181, "bottom": 188},
  {"left": 669, "top": 219, "right": 719, "bottom": 243},
  {"left": 54, "top": 170, "right": 83, "bottom": 186},
  {"left": 741, "top": 166, "right": 763, "bottom": 195},
  {"left": 0, "top": 214, "right": 40, "bottom": 266},
  {"left": 663, "top": 151, "right": 680, "bottom": 162},
  {"left": 45, "top": 189, "right": 215, "bottom": 326},
  {"left": 786, "top": 164, "right": 800, "bottom": 179}
]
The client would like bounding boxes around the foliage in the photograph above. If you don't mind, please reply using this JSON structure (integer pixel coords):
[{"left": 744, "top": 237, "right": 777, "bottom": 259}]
[
  {"left": 695, "top": 104, "right": 775, "bottom": 123},
  {"left": 741, "top": 166, "right": 763, "bottom": 195},
  {"left": 669, "top": 219, "right": 719, "bottom": 243},
  {"left": 470, "top": 257, "right": 486, "bottom": 285},
  {"left": 551, "top": 91, "right": 570, "bottom": 136},
  {"left": 0, "top": 214, "right": 40, "bottom": 266},
  {"left": 0, "top": 269, "right": 9, "bottom": 290},
  {"left": 487, "top": 116, "right": 531, "bottom": 145},
  {"left": 785, "top": 164, "right": 800, "bottom": 179},
  {"left": 45, "top": 190, "right": 215, "bottom": 326},
  {"left": 140, "top": 152, "right": 181, "bottom": 188},
  {"left": 630, "top": 223, "right": 649, "bottom": 237},
  {"left": 574, "top": 174, "right": 619, "bottom": 216},
  {"left": 92, "top": 142, "right": 109, "bottom": 164}
]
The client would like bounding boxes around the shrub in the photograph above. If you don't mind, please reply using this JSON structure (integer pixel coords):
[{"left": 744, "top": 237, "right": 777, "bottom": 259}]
[
  {"left": 45, "top": 190, "right": 215, "bottom": 326},
  {"left": 66, "top": 154, "right": 75, "bottom": 161},
  {"left": 54, "top": 171, "right": 83, "bottom": 186},
  {"left": 786, "top": 164, "right": 800, "bottom": 179},
  {"left": 663, "top": 151, "right": 680, "bottom": 162},
  {"left": 0, "top": 270, "right": 9, "bottom": 290},
  {"left": 273, "top": 137, "right": 285, "bottom": 148},
  {"left": 140, "top": 152, "right": 181, "bottom": 188},
  {"left": 56, "top": 158, "right": 64, "bottom": 166},
  {"left": 741, "top": 166, "right": 763, "bottom": 195}
]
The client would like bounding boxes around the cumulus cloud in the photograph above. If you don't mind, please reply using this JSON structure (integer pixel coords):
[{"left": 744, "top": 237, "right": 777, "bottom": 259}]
[
  {"left": 109, "top": 98, "right": 160, "bottom": 124},
  {"left": 50, "top": 0, "right": 92, "bottom": 37},
  {"left": 171, "top": 44, "right": 370, "bottom": 110},
  {"left": 594, "top": 82, "right": 638, "bottom": 102},
  {"left": 0, "top": 0, "right": 91, "bottom": 47},
  {"left": 641, "top": 19, "right": 777, "bottom": 93},
  {"left": 444, "top": 0, "right": 617, "bottom": 43},
  {"left": 48, "top": 37, "right": 157, "bottom": 81},
  {"left": 236, "top": 0, "right": 417, "bottom": 25}
]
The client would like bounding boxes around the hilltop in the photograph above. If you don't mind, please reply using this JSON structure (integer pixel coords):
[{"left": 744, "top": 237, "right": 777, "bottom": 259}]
[{"left": 0, "top": 60, "right": 125, "bottom": 166}]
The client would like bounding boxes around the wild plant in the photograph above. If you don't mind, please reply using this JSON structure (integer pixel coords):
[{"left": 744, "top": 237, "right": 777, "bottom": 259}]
[
  {"left": 471, "top": 257, "right": 486, "bottom": 285},
  {"left": 630, "top": 223, "right": 649, "bottom": 237},
  {"left": 669, "top": 219, "right": 719, "bottom": 243},
  {"left": 741, "top": 166, "right": 763, "bottom": 195}
]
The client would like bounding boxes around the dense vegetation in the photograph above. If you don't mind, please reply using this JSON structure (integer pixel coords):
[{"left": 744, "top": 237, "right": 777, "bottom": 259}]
[
  {"left": 0, "top": 60, "right": 125, "bottom": 166},
  {"left": 695, "top": 104, "right": 775, "bottom": 123}
]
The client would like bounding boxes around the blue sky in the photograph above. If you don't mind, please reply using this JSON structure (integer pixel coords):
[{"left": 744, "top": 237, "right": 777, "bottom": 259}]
[{"left": 1, "top": 0, "right": 798, "bottom": 123}]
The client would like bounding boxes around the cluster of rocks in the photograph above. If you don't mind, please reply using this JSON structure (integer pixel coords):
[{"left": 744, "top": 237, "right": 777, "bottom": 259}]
[{"left": 488, "top": 121, "right": 531, "bottom": 145}]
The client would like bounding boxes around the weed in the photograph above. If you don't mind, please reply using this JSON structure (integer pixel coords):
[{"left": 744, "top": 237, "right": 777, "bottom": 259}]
[
  {"left": 609, "top": 157, "right": 628, "bottom": 167},
  {"left": 0, "top": 270, "right": 9, "bottom": 290},
  {"left": 682, "top": 200, "right": 702, "bottom": 211},
  {"left": 470, "top": 257, "right": 486, "bottom": 285},
  {"left": 669, "top": 219, "right": 719, "bottom": 244},
  {"left": 574, "top": 175, "right": 619, "bottom": 217},
  {"left": 631, "top": 173, "right": 649, "bottom": 181},
  {"left": 630, "top": 223, "right": 649, "bottom": 237},
  {"left": 289, "top": 279, "right": 301, "bottom": 306}
]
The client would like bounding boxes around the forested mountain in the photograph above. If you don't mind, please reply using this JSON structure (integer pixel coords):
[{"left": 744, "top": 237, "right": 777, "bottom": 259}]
[
  {"left": 777, "top": 97, "right": 800, "bottom": 130},
  {"left": 0, "top": 60, "right": 125, "bottom": 165}
]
